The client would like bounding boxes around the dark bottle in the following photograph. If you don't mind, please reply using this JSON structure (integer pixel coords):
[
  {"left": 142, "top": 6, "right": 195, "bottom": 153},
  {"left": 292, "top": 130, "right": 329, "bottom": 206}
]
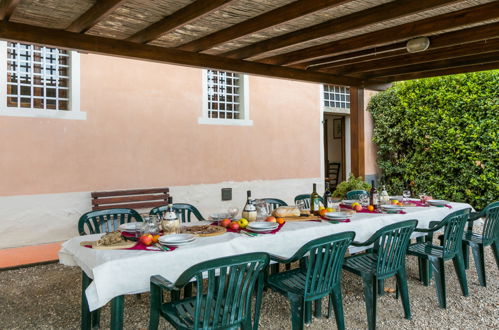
[
  {"left": 369, "top": 180, "right": 378, "bottom": 207},
  {"left": 323, "top": 182, "right": 332, "bottom": 208}
]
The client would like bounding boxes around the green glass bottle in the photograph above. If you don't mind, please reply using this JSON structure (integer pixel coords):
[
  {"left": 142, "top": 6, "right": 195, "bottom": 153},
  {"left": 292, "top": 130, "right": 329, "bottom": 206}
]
[{"left": 310, "top": 183, "right": 320, "bottom": 215}]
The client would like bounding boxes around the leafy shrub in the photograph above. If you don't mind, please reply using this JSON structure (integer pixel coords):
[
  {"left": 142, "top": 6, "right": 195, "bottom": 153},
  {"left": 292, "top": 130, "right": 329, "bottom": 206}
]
[
  {"left": 368, "top": 71, "right": 499, "bottom": 210},
  {"left": 332, "top": 174, "right": 371, "bottom": 198}
]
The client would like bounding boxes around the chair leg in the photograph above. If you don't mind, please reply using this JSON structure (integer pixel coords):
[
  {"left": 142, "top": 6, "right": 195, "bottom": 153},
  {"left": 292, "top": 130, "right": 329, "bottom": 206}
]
[
  {"left": 378, "top": 279, "right": 385, "bottom": 296},
  {"left": 430, "top": 257, "right": 446, "bottom": 308},
  {"left": 271, "top": 263, "right": 280, "bottom": 275},
  {"left": 421, "top": 257, "right": 430, "bottom": 286},
  {"left": 91, "top": 309, "right": 101, "bottom": 330},
  {"left": 492, "top": 241, "right": 499, "bottom": 269},
  {"left": 416, "top": 237, "right": 424, "bottom": 282},
  {"left": 304, "top": 301, "right": 312, "bottom": 324},
  {"left": 241, "top": 319, "right": 252, "bottom": 330},
  {"left": 289, "top": 294, "right": 304, "bottom": 330},
  {"left": 329, "top": 286, "right": 345, "bottom": 330},
  {"left": 361, "top": 274, "right": 377, "bottom": 330},
  {"left": 462, "top": 241, "right": 470, "bottom": 270},
  {"left": 453, "top": 253, "right": 469, "bottom": 296},
  {"left": 314, "top": 299, "right": 322, "bottom": 318},
  {"left": 110, "top": 295, "right": 124, "bottom": 330},
  {"left": 81, "top": 272, "right": 92, "bottom": 330},
  {"left": 396, "top": 268, "right": 411, "bottom": 320},
  {"left": 184, "top": 282, "right": 193, "bottom": 298},
  {"left": 469, "top": 243, "right": 486, "bottom": 287},
  {"left": 149, "top": 285, "right": 161, "bottom": 330}
]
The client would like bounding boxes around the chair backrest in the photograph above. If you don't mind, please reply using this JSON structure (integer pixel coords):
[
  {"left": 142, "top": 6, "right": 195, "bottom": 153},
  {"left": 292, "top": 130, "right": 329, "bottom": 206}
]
[
  {"left": 300, "top": 232, "right": 355, "bottom": 301},
  {"left": 90, "top": 187, "right": 169, "bottom": 210},
  {"left": 346, "top": 190, "right": 367, "bottom": 200},
  {"left": 78, "top": 208, "right": 143, "bottom": 235},
  {"left": 481, "top": 201, "right": 499, "bottom": 245},
  {"left": 441, "top": 208, "right": 471, "bottom": 259},
  {"left": 262, "top": 198, "right": 288, "bottom": 211},
  {"left": 174, "top": 253, "right": 270, "bottom": 330},
  {"left": 294, "top": 194, "right": 324, "bottom": 209},
  {"left": 149, "top": 203, "right": 204, "bottom": 223},
  {"left": 372, "top": 220, "right": 418, "bottom": 277},
  {"left": 326, "top": 162, "right": 341, "bottom": 190}
]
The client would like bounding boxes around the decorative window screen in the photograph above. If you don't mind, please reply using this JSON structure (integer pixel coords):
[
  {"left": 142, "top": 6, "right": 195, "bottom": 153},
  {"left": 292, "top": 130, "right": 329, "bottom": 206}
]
[
  {"left": 6, "top": 42, "right": 70, "bottom": 111},
  {"left": 206, "top": 70, "right": 241, "bottom": 119},
  {"left": 323, "top": 85, "right": 350, "bottom": 109}
]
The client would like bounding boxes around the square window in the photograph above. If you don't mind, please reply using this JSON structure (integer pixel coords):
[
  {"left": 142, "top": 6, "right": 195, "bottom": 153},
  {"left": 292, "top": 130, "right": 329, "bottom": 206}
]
[{"left": 323, "top": 84, "right": 350, "bottom": 110}]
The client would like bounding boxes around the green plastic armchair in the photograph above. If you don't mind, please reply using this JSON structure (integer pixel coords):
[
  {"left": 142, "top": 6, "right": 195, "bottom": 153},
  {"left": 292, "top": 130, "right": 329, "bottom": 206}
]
[
  {"left": 150, "top": 203, "right": 204, "bottom": 223},
  {"left": 462, "top": 201, "right": 499, "bottom": 287},
  {"left": 266, "top": 231, "right": 355, "bottom": 330},
  {"left": 407, "top": 208, "right": 470, "bottom": 308},
  {"left": 262, "top": 198, "right": 288, "bottom": 211},
  {"left": 343, "top": 220, "right": 418, "bottom": 330},
  {"left": 149, "top": 252, "right": 270, "bottom": 330},
  {"left": 294, "top": 194, "right": 324, "bottom": 209},
  {"left": 78, "top": 208, "right": 143, "bottom": 236},
  {"left": 346, "top": 190, "right": 368, "bottom": 200}
]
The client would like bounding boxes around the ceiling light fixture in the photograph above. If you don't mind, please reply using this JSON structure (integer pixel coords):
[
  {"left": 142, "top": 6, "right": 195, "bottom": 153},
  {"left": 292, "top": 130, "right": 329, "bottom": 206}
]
[{"left": 406, "top": 37, "right": 430, "bottom": 53}]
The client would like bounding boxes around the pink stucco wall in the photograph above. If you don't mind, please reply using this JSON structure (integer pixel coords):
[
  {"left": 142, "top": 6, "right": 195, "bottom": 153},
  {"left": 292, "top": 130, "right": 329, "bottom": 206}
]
[{"left": 0, "top": 53, "right": 321, "bottom": 196}]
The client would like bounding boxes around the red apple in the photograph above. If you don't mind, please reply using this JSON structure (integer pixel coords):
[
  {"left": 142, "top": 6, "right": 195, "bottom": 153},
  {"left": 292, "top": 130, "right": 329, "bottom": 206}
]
[
  {"left": 354, "top": 204, "right": 363, "bottom": 212},
  {"left": 229, "top": 221, "right": 240, "bottom": 230},
  {"left": 140, "top": 234, "right": 153, "bottom": 246},
  {"left": 266, "top": 216, "right": 277, "bottom": 222},
  {"left": 220, "top": 219, "right": 232, "bottom": 228}
]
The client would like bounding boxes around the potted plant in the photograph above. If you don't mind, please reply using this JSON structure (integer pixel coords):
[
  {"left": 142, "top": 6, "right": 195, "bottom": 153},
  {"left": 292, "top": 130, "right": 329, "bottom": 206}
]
[{"left": 332, "top": 174, "right": 371, "bottom": 199}]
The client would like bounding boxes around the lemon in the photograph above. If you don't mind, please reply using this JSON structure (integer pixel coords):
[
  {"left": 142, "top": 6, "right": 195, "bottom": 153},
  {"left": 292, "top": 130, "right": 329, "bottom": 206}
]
[
  {"left": 326, "top": 207, "right": 334, "bottom": 212},
  {"left": 238, "top": 218, "right": 249, "bottom": 228}
]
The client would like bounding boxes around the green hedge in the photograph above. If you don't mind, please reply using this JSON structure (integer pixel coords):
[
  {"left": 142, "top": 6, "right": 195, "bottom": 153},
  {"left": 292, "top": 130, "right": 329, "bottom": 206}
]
[{"left": 368, "top": 71, "right": 499, "bottom": 210}]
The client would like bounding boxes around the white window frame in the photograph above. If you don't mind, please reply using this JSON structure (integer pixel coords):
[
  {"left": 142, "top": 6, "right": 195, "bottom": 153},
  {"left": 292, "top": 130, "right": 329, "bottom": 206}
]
[
  {"left": 198, "top": 69, "right": 252, "bottom": 126},
  {"left": 0, "top": 41, "right": 85, "bottom": 120},
  {"left": 321, "top": 84, "right": 350, "bottom": 115}
]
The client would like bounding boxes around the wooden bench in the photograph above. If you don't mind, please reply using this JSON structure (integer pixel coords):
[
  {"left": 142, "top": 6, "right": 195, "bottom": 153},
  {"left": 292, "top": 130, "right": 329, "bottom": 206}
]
[{"left": 91, "top": 187, "right": 169, "bottom": 211}]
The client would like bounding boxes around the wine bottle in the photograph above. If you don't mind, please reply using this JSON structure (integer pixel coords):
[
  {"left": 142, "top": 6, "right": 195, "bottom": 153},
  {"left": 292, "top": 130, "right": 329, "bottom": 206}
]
[
  {"left": 241, "top": 190, "right": 257, "bottom": 221},
  {"left": 310, "top": 183, "right": 321, "bottom": 215},
  {"left": 380, "top": 185, "right": 390, "bottom": 205},
  {"left": 369, "top": 180, "right": 378, "bottom": 208},
  {"left": 161, "top": 196, "right": 180, "bottom": 233},
  {"left": 323, "top": 182, "right": 333, "bottom": 209}
]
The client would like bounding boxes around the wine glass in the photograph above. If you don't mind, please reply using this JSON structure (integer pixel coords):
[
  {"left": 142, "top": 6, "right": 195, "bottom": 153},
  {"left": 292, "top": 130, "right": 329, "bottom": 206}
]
[
  {"left": 418, "top": 192, "right": 426, "bottom": 204},
  {"left": 403, "top": 190, "right": 411, "bottom": 203},
  {"left": 359, "top": 193, "right": 369, "bottom": 207},
  {"left": 227, "top": 207, "right": 239, "bottom": 219}
]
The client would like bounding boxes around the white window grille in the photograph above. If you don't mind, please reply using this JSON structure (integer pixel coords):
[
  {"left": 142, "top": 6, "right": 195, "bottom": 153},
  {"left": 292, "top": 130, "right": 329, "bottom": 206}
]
[
  {"left": 199, "top": 69, "right": 251, "bottom": 126},
  {"left": 0, "top": 41, "right": 84, "bottom": 120},
  {"left": 323, "top": 84, "right": 350, "bottom": 109}
]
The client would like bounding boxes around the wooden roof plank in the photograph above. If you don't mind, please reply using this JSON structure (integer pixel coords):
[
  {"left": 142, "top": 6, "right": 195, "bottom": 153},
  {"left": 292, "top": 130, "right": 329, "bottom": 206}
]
[
  {"left": 126, "top": 0, "right": 235, "bottom": 44},
  {"left": 65, "top": 0, "right": 125, "bottom": 33},
  {"left": 223, "top": 0, "right": 459, "bottom": 60},
  {"left": 260, "top": 2, "right": 499, "bottom": 66},
  {"left": 0, "top": 0, "right": 21, "bottom": 21},
  {"left": 0, "top": 20, "right": 362, "bottom": 87},
  {"left": 176, "top": 0, "right": 353, "bottom": 52}
]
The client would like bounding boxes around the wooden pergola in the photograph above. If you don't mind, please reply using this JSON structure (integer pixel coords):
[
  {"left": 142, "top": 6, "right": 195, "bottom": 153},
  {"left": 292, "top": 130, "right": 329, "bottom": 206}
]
[{"left": 0, "top": 0, "right": 497, "bottom": 175}]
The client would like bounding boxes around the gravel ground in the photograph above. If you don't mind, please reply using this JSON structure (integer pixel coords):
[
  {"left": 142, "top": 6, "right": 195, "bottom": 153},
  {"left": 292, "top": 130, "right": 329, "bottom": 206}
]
[{"left": 1, "top": 236, "right": 497, "bottom": 329}]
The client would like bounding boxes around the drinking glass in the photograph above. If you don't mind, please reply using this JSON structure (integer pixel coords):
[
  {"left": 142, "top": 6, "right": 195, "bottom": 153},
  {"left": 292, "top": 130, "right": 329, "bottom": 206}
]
[
  {"left": 418, "top": 192, "right": 426, "bottom": 204},
  {"left": 227, "top": 207, "right": 239, "bottom": 219},
  {"left": 295, "top": 199, "right": 306, "bottom": 211},
  {"left": 403, "top": 190, "right": 411, "bottom": 203},
  {"left": 359, "top": 193, "right": 369, "bottom": 206}
]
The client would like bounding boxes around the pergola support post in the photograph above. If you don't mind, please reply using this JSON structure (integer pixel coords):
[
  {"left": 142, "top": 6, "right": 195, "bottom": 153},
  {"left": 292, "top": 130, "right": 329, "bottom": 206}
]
[{"left": 350, "top": 87, "right": 365, "bottom": 178}]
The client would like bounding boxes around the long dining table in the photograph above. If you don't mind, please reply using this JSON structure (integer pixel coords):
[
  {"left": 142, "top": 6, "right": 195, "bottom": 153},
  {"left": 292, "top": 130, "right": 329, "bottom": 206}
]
[{"left": 59, "top": 201, "right": 472, "bottom": 328}]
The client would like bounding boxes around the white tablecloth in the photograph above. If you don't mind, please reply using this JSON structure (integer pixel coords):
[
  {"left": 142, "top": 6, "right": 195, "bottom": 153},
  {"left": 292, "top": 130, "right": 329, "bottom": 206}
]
[{"left": 59, "top": 202, "right": 471, "bottom": 311}]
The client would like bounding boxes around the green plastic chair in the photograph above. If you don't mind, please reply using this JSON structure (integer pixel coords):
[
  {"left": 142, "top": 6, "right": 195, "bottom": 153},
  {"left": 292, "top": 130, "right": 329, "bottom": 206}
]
[
  {"left": 294, "top": 194, "right": 324, "bottom": 209},
  {"left": 262, "top": 198, "right": 288, "bottom": 210},
  {"left": 78, "top": 208, "right": 143, "bottom": 236},
  {"left": 343, "top": 220, "right": 418, "bottom": 330},
  {"left": 78, "top": 208, "right": 142, "bottom": 330},
  {"left": 150, "top": 203, "right": 204, "bottom": 223},
  {"left": 266, "top": 231, "right": 355, "bottom": 330},
  {"left": 407, "top": 208, "right": 470, "bottom": 308},
  {"left": 462, "top": 201, "right": 499, "bottom": 287},
  {"left": 346, "top": 190, "right": 368, "bottom": 200},
  {"left": 149, "top": 252, "right": 270, "bottom": 330}
]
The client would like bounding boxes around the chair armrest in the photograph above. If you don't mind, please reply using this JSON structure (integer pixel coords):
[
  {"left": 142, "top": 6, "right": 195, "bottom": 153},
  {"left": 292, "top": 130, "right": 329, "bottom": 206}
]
[
  {"left": 269, "top": 254, "right": 297, "bottom": 264},
  {"left": 415, "top": 220, "right": 445, "bottom": 233},
  {"left": 468, "top": 212, "right": 482, "bottom": 222},
  {"left": 351, "top": 237, "right": 378, "bottom": 247},
  {"left": 150, "top": 275, "right": 178, "bottom": 291}
]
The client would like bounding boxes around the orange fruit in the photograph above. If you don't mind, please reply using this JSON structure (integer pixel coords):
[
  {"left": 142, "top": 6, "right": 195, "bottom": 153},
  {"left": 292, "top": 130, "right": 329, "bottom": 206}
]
[
  {"left": 276, "top": 217, "right": 285, "bottom": 225},
  {"left": 152, "top": 234, "right": 160, "bottom": 243},
  {"left": 319, "top": 209, "right": 327, "bottom": 217},
  {"left": 367, "top": 205, "right": 374, "bottom": 212}
]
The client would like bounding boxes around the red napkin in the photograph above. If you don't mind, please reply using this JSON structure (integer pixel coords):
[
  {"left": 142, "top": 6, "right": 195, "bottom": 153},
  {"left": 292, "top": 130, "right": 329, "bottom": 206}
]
[
  {"left": 211, "top": 222, "right": 285, "bottom": 234},
  {"left": 340, "top": 205, "right": 406, "bottom": 214}
]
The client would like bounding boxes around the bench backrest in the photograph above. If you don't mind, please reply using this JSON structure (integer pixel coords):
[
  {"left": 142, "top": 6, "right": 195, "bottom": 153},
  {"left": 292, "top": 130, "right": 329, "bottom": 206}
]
[{"left": 91, "top": 187, "right": 169, "bottom": 211}]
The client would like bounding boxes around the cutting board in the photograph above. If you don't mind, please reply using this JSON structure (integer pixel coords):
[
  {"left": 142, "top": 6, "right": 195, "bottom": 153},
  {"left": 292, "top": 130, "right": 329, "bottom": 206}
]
[
  {"left": 280, "top": 215, "right": 321, "bottom": 221},
  {"left": 80, "top": 240, "right": 136, "bottom": 250}
]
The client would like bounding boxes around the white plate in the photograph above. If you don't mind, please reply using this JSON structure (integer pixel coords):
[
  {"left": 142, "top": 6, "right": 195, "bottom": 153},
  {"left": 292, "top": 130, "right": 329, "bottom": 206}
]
[
  {"left": 389, "top": 196, "right": 403, "bottom": 201},
  {"left": 381, "top": 205, "right": 404, "bottom": 210},
  {"left": 341, "top": 200, "right": 357, "bottom": 205},
  {"left": 427, "top": 200, "right": 450, "bottom": 206},
  {"left": 159, "top": 234, "right": 196, "bottom": 245},
  {"left": 325, "top": 212, "right": 351, "bottom": 219},
  {"left": 247, "top": 222, "right": 278, "bottom": 231},
  {"left": 118, "top": 222, "right": 141, "bottom": 232}
]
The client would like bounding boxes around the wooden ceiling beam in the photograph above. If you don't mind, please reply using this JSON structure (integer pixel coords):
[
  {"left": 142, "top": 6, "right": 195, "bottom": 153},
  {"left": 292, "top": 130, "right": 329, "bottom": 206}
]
[
  {"left": 0, "top": 21, "right": 362, "bottom": 87},
  {"left": 66, "top": 0, "right": 124, "bottom": 33},
  {"left": 176, "top": 0, "right": 352, "bottom": 52},
  {"left": 260, "top": 2, "right": 499, "bottom": 66},
  {"left": 324, "top": 38, "right": 499, "bottom": 75},
  {"left": 309, "top": 22, "right": 499, "bottom": 71},
  {"left": 126, "top": 0, "right": 234, "bottom": 44},
  {"left": 222, "top": 0, "right": 459, "bottom": 60},
  {"left": 0, "top": 0, "right": 20, "bottom": 20},
  {"left": 361, "top": 52, "right": 499, "bottom": 80},
  {"left": 379, "top": 62, "right": 499, "bottom": 82}
]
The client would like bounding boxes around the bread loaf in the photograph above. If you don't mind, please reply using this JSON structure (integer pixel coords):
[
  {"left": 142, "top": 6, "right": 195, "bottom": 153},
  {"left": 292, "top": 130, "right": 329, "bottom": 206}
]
[{"left": 272, "top": 206, "right": 300, "bottom": 218}]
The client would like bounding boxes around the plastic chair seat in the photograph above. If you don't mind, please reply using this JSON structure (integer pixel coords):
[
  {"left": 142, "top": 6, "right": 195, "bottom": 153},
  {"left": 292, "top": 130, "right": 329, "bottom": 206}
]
[
  {"left": 267, "top": 269, "right": 308, "bottom": 296},
  {"left": 408, "top": 243, "right": 445, "bottom": 259},
  {"left": 343, "top": 254, "right": 378, "bottom": 276}
]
